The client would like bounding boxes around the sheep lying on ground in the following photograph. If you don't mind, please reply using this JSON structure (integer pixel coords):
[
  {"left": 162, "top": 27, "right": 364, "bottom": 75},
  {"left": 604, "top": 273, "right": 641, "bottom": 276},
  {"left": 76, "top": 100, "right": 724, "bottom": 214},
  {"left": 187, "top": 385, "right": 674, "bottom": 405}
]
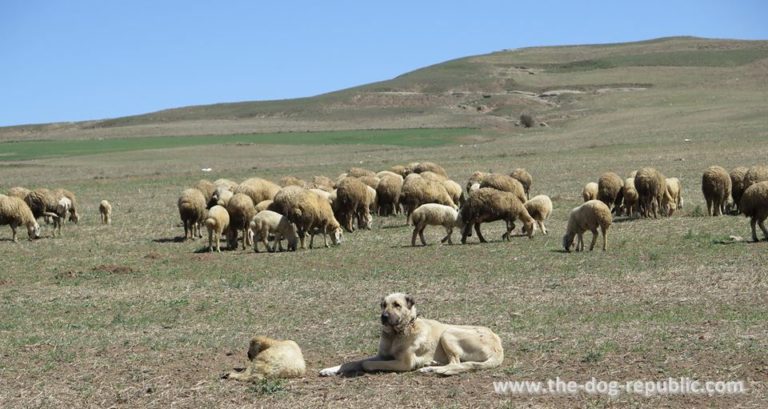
[
  {"left": 729, "top": 166, "right": 749, "bottom": 213},
  {"left": 460, "top": 188, "right": 534, "bottom": 244},
  {"left": 410, "top": 203, "right": 463, "bottom": 246},
  {"left": 662, "top": 177, "right": 683, "bottom": 216},
  {"left": 249, "top": 210, "right": 298, "bottom": 252},
  {"left": 702, "top": 166, "right": 731, "bottom": 216},
  {"left": 510, "top": 168, "right": 533, "bottom": 199},
  {"left": 622, "top": 178, "right": 639, "bottom": 217},
  {"left": 224, "top": 336, "right": 306, "bottom": 381},
  {"left": 204, "top": 205, "right": 230, "bottom": 252},
  {"left": 582, "top": 182, "right": 598, "bottom": 202},
  {"left": 0, "top": 195, "right": 41, "bottom": 241},
  {"left": 479, "top": 173, "right": 527, "bottom": 203},
  {"left": 524, "top": 195, "right": 552, "bottom": 235},
  {"left": 272, "top": 186, "right": 342, "bottom": 249},
  {"left": 597, "top": 172, "right": 623, "bottom": 214},
  {"left": 99, "top": 200, "right": 112, "bottom": 225},
  {"left": 177, "top": 188, "right": 206, "bottom": 240},
  {"left": 226, "top": 193, "right": 256, "bottom": 250},
  {"left": 634, "top": 167, "right": 666, "bottom": 218},
  {"left": 562, "top": 200, "right": 612, "bottom": 252},
  {"left": 740, "top": 181, "right": 768, "bottom": 242}
]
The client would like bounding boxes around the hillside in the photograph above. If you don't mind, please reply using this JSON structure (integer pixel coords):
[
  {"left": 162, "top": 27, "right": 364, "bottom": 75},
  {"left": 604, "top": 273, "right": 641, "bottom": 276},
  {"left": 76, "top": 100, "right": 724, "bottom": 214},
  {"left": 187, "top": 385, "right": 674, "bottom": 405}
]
[{"left": 1, "top": 36, "right": 767, "bottom": 141}]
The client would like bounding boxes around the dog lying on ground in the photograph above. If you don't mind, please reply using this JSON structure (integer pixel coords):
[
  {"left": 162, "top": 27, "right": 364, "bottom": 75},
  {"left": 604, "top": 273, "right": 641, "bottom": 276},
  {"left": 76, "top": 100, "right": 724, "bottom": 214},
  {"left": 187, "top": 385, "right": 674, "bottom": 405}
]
[
  {"left": 224, "top": 335, "right": 306, "bottom": 381},
  {"left": 320, "top": 292, "right": 503, "bottom": 376}
]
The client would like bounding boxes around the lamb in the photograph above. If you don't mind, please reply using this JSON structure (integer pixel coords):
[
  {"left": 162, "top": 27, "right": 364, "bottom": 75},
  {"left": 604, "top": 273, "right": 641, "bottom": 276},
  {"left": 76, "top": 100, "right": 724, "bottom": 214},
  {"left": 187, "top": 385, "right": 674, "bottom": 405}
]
[
  {"left": 524, "top": 195, "right": 552, "bottom": 235},
  {"left": 740, "top": 181, "right": 768, "bottom": 242},
  {"left": 479, "top": 173, "right": 527, "bottom": 203},
  {"left": 701, "top": 166, "right": 731, "bottom": 216},
  {"left": 634, "top": 167, "right": 666, "bottom": 218},
  {"left": 410, "top": 203, "right": 463, "bottom": 246},
  {"left": 460, "top": 187, "right": 535, "bottom": 244},
  {"left": 226, "top": 193, "right": 256, "bottom": 250},
  {"left": 212, "top": 189, "right": 234, "bottom": 207},
  {"left": 622, "top": 178, "right": 639, "bottom": 218},
  {"left": 662, "top": 177, "right": 683, "bottom": 216},
  {"left": 52, "top": 189, "right": 79, "bottom": 223},
  {"left": 582, "top": 182, "right": 598, "bottom": 202},
  {"left": 272, "top": 186, "right": 343, "bottom": 249},
  {"left": 334, "top": 177, "right": 372, "bottom": 232},
  {"left": 729, "top": 166, "right": 749, "bottom": 213},
  {"left": 562, "top": 200, "right": 612, "bottom": 252},
  {"left": 49, "top": 196, "right": 72, "bottom": 237},
  {"left": 400, "top": 174, "right": 456, "bottom": 224},
  {"left": 0, "top": 195, "right": 41, "bottom": 241},
  {"left": 204, "top": 205, "right": 230, "bottom": 252},
  {"left": 234, "top": 177, "right": 281, "bottom": 206},
  {"left": 510, "top": 168, "right": 533, "bottom": 199},
  {"left": 597, "top": 172, "right": 624, "bottom": 214},
  {"left": 249, "top": 210, "right": 298, "bottom": 252},
  {"left": 178, "top": 188, "right": 207, "bottom": 240},
  {"left": 99, "top": 200, "right": 112, "bottom": 225},
  {"left": 375, "top": 174, "right": 403, "bottom": 216},
  {"left": 365, "top": 185, "right": 378, "bottom": 218}
]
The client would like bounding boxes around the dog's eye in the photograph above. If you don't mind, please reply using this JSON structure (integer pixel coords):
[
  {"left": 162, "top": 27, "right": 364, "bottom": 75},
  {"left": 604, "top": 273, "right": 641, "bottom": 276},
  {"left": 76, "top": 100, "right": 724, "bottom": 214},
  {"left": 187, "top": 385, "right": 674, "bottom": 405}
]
[{"left": 393, "top": 302, "right": 401, "bottom": 308}]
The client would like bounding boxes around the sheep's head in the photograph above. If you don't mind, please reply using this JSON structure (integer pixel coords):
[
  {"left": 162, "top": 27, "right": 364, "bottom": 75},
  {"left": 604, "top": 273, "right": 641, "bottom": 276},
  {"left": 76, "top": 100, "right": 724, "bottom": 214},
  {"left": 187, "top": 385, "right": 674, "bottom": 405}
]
[
  {"left": 522, "top": 220, "right": 535, "bottom": 239},
  {"left": 330, "top": 227, "right": 343, "bottom": 245},
  {"left": 28, "top": 221, "right": 41, "bottom": 240},
  {"left": 69, "top": 210, "right": 79, "bottom": 224},
  {"left": 562, "top": 233, "right": 575, "bottom": 252}
]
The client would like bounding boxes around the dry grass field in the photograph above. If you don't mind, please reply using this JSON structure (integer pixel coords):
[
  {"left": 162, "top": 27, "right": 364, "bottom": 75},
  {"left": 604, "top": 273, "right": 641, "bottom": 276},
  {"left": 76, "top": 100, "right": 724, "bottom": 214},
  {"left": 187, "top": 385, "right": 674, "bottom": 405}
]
[{"left": 1, "top": 37, "right": 767, "bottom": 408}]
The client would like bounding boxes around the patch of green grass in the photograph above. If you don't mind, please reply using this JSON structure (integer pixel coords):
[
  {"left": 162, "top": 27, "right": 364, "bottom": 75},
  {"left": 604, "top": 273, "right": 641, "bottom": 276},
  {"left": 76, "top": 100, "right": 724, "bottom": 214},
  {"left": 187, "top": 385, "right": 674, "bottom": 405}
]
[
  {"left": 0, "top": 128, "right": 476, "bottom": 161},
  {"left": 247, "top": 378, "right": 286, "bottom": 396}
]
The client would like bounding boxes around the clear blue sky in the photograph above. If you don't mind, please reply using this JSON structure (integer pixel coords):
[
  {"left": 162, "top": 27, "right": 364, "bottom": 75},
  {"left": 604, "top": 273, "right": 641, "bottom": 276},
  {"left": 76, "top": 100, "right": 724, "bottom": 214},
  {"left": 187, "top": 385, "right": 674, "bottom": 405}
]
[{"left": 1, "top": 0, "right": 766, "bottom": 126}]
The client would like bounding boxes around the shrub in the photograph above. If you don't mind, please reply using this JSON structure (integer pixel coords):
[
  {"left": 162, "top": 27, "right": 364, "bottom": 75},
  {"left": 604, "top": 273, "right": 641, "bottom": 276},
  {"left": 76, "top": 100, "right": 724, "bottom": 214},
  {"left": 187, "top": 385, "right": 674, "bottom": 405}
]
[{"left": 520, "top": 114, "right": 536, "bottom": 128}]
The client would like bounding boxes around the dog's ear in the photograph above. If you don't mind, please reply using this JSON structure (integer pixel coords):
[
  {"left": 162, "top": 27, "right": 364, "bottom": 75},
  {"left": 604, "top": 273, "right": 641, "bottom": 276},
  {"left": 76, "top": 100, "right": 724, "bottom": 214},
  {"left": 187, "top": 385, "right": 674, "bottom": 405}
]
[{"left": 405, "top": 294, "right": 416, "bottom": 309}]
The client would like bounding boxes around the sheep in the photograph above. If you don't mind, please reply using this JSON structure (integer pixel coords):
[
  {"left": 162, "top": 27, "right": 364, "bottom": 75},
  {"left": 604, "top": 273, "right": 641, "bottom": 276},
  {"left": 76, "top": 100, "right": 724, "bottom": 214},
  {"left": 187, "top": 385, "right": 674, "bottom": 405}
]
[
  {"left": 479, "top": 173, "right": 527, "bottom": 203},
  {"left": 7, "top": 186, "right": 30, "bottom": 200},
  {"left": 410, "top": 161, "right": 448, "bottom": 177},
  {"left": 740, "top": 181, "right": 768, "bottom": 242},
  {"left": 728, "top": 167, "right": 749, "bottom": 213},
  {"left": 213, "top": 178, "right": 239, "bottom": 192},
  {"left": 510, "top": 168, "right": 533, "bottom": 199},
  {"left": 744, "top": 166, "right": 768, "bottom": 189},
  {"left": 365, "top": 185, "right": 378, "bottom": 218},
  {"left": 226, "top": 193, "right": 256, "bottom": 250},
  {"left": 634, "top": 167, "right": 666, "bottom": 218},
  {"left": 52, "top": 189, "right": 79, "bottom": 223},
  {"left": 279, "top": 176, "right": 307, "bottom": 188},
  {"left": 442, "top": 179, "right": 464, "bottom": 207},
  {"left": 376, "top": 170, "right": 402, "bottom": 180},
  {"left": 597, "top": 172, "right": 624, "bottom": 214},
  {"left": 255, "top": 199, "right": 275, "bottom": 213},
  {"left": 212, "top": 189, "right": 234, "bottom": 207},
  {"left": 622, "top": 178, "right": 639, "bottom": 217},
  {"left": 49, "top": 197, "right": 72, "bottom": 237},
  {"left": 662, "top": 177, "right": 683, "bottom": 216},
  {"left": 99, "top": 200, "right": 112, "bottom": 225},
  {"left": 400, "top": 174, "right": 456, "bottom": 224},
  {"left": 582, "top": 182, "right": 598, "bottom": 202},
  {"left": 272, "top": 186, "right": 343, "bottom": 249},
  {"left": 309, "top": 175, "right": 336, "bottom": 192},
  {"left": 357, "top": 175, "right": 380, "bottom": 190},
  {"left": 375, "top": 174, "right": 403, "bottom": 216},
  {"left": 249, "top": 210, "right": 298, "bottom": 252},
  {"left": 347, "top": 167, "right": 376, "bottom": 178},
  {"left": 466, "top": 171, "right": 486, "bottom": 193},
  {"left": 194, "top": 179, "right": 216, "bottom": 204},
  {"left": 524, "top": 195, "right": 552, "bottom": 235},
  {"left": 334, "top": 177, "right": 372, "bottom": 232},
  {"left": 389, "top": 165, "right": 407, "bottom": 176},
  {"left": 24, "top": 188, "right": 58, "bottom": 221},
  {"left": 459, "top": 187, "right": 535, "bottom": 244},
  {"left": 204, "top": 205, "right": 230, "bottom": 252},
  {"left": 562, "top": 200, "right": 612, "bottom": 252},
  {"left": 234, "top": 177, "right": 281, "bottom": 206},
  {"left": 0, "top": 195, "right": 41, "bottom": 241},
  {"left": 177, "top": 188, "right": 207, "bottom": 240},
  {"left": 701, "top": 166, "right": 731, "bottom": 216},
  {"left": 410, "top": 203, "right": 463, "bottom": 246}
]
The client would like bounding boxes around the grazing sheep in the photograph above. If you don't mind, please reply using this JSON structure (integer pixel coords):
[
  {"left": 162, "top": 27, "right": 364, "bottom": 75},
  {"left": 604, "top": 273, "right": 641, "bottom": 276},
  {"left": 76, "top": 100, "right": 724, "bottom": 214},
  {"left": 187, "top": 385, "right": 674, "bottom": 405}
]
[
  {"left": 376, "top": 170, "right": 403, "bottom": 180},
  {"left": 729, "top": 166, "right": 749, "bottom": 213},
  {"left": 212, "top": 189, "right": 234, "bottom": 207},
  {"left": 376, "top": 174, "right": 403, "bottom": 216},
  {"left": 744, "top": 166, "right": 768, "bottom": 188},
  {"left": 582, "top": 182, "right": 598, "bottom": 202},
  {"left": 24, "top": 188, "right": 58, "bottom": 221},
  {"left": 178, "top": 188, "right": 207, "bottom": 240},
  {"left": 740, "top": 181, "right": 768, "bottom": 242},
  {"left": 400, "top": 174, "right": 456, "bottom": 224},
  {"left": 255, "top": 199, "right": 274, "bottom": 213},
  {"left": 466, "top": 171, "right": 486, "bottom": 193},
  {"left": 7, "top": 186, "right": 30, "bottom": 200},
  {"left": 234, "top": 178, "right": 281, "bottom": 206},
  {"left": 365, "top": 185, "right": 378, "bottom": 218},
  {"left": 410, "top": 203, "right": 463, "bottom": 246},
  {"left": 49, "top": 197, "right": 72, "bottom": 237},
  {"left": 347, "top": 167, "right": 376, "bottom": 178},
  {"left": 389, "top": 165, "right": 407, "bottom": 176},
  {"left": 622, "top": 178, "right": 639, "bottom": 217},
  {"left": 460, "top": 188, "right": 535, "bottom": 244},
  {"left": 524, "top": 195, "right": 552, "bottom": 235},
  {"left": 272, "top": 186, "right": 342, "bottom": 249},
  {"left": 479, "top": 173, "right": 527, "bottom": 203},
  {"left": 562, "top": 200, "right": 612, "bottom": 252},
  {"left": 597, "top": 172, "right": 624, "bottom": 214},
  {"left": 309, "top": 175, "right": 336, "bottom": 192},
  {"left": 411, "top": 161, "right": 448, "bottom": 177},
  {"left": 213, "top": 178, "right": 239, "bottom": 192},
  {"left": 249, "top": 210, "right": 298, "bottom": 252},
  {"left": 510, "top": 168, "right": 533, "bottom": 199},
  {"left": 226, "top": 193, "right": 256, "bottom": 250},
  {"left": 357, "top": 175, "right": 380, "bottom": 190},
  {"left": 204, "top": 205, "right": 230, "bottom": 252},
  {"left": 50, "top": 189, "right": 79, "bottom": 223},
  {"left": 194, "top": 179, "right": 216, "bottom": 204},
  {"left": 662, "top": 177, "right": 683, "bottom": 216},
  {"left": 0, "top": 195, "right": 41, "bottom": 241},
  {"left": 279, "top": 176, "right": 307, "bottom": 188},
  {"left": 99, "top": 200, "right": 112, "bottom": 225},
  {"left": 702, "top": 166, "right": 731, "bottom": 216},
  {"left": 442, "top": 179, "right": 464, "bottom": 207},
  {"left": 335, "top": 177, "right": 372, "bottom": 232},
  {"left": 634, "top": 167, "right": 666, "bottom": 218}
]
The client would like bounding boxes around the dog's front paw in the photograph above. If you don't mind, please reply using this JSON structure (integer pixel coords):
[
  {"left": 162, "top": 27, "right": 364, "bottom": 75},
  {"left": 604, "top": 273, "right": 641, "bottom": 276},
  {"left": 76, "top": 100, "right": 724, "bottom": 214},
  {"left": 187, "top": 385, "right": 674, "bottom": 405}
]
[
  {"left": 419, "top": 366, "right": 437, "bottom": 374},
  {"left": 319, "top": 365, "right": 341, "bottom": 377}
]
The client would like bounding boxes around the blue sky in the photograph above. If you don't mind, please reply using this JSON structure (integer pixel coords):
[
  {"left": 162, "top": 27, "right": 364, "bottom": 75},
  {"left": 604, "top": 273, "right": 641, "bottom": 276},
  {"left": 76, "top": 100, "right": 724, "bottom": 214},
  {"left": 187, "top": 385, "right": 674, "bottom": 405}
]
[{"left": 1, "top": 1, "right": 766, "bottom": 126}]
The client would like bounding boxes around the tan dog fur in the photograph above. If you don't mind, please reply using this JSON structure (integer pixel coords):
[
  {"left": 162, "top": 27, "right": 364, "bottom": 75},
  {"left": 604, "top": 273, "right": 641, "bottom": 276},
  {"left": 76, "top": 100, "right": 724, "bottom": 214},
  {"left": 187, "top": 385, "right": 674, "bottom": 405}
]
[
  {"left": 225, "top": 335, "right": 306, "bottom": 381},
  {"left": 320, "top": 293, "right": 503, "bottom": 376}
]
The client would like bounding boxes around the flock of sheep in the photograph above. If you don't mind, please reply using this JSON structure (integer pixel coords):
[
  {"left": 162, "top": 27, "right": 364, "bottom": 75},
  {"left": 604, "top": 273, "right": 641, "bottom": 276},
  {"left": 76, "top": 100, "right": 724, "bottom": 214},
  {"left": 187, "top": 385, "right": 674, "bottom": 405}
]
[{"left": 3, "top": 163, "right": 767, "bottom": 249}]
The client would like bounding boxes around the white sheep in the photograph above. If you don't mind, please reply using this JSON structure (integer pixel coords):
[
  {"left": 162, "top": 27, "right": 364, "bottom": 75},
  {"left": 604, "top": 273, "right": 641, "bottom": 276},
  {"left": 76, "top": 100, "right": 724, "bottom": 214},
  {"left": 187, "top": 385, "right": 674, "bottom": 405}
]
[
  {"left": 249, "top": 210, "right": 299, "bottom": 252},
  {"left": 0, "top": 195, "right": 41, "bottom": 241},
  {"left": 410, "top": 203, "right": 463, "bottom": 246},
  {"left": 99, "top": 200, "right": 112, "bottom": 225},
  {"left": 204, "top": 205, "right": 230, "bottom": 252},
  {"left": 50, "top": 196, "right": 72, "bottom": 237},
  {"left": 582, "top": 182, "right": 598, "bottom": 202},
  {"left": 562, "top": 200, "right": 612, "bottom": 252},
  {"left": 524, "top": 195, "right": 552, "bottom": 235}
]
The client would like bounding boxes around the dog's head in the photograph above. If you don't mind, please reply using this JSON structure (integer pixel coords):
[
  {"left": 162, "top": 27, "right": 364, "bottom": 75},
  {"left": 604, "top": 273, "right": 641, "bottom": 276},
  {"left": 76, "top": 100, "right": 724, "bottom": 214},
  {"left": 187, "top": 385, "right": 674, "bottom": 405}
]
[{"left": 379, "top": 292, "right": 416, "bottom": 332}]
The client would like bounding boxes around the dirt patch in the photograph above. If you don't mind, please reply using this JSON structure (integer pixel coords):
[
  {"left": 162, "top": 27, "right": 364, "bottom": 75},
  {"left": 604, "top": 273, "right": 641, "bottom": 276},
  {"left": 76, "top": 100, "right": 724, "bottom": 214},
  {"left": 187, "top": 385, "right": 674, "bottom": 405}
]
[
  {"left": 0, "top": 279, "right": 13, "bottom": 286},
  {"left": 92, "top": 264, "right": 134, "bottom": 275},
  {"left": 144, "top": 251, "right": 163, "bottom": 260}
]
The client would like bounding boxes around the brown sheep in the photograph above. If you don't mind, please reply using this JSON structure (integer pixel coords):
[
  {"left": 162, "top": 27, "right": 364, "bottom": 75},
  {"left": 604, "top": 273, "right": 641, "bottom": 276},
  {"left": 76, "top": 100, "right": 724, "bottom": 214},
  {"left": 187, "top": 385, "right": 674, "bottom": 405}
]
[
  {"left": 411, "top": 161, "right": 448, "bottom": 177},
  {"left": 400, "top": 174, "right": 456, "bottom": 224},
  {"left": 622, "top": 178, "right": 639, "bottom": 217},
  {"left": 194, "top": 179, "right": 216, "bottom": 204},
  {"left": 634, "top": 167, "right": 666, "bottom": 218},
  {"left": 702, "top": 166, "right": 731, "bottom": 216},
  {"left": 509, "top": 168, "right": 533, "bottom": 199},
  {"left": 226, "top": 193, "right": 256, "bottom": 250},
  {"left": 272, "top": 186, "right": 342, "bottom": 249},
  {"left": 729, "top": 166, "right": 749, "bottom": 214},
  {"left": 740, "top": 181, "right": 768, "bottom": 242},
  {"left": 376, "top": 174, "right": 403, "bottom": 216},
  {"left": 234, "top": 178, "right": 281, "bottom": 206},
  {"left": 479, "top": 173, "right": 527, "bottom": 203},
  {"left": 334, "top": 177, "right": 372, "bottom": 232},
  {"left": 597, "top": 172, "right": 624, "bottom": 214},
  {"left": 582, "top": 182, "right": 598, "bottom": 202},
  {"left": 389, "top": 165, "right": 407, "bottom": 176},
  {"left": 460, "top": 188, "right": 535, "bottom": 244},
  {"left": 7, "top": 186, "right": 30, "bottom": 200},
  {"left": 466, "top": 171, "right": 486, "bottom": 193},
  {"left": 24, "top": 188, "right": 58, "bottom": 221},
  {"left": 177, "top": 188, "right": 207, "bottom": 240},
  {"left": 562, "top": 200, "right": 612, "bottom": 252}
]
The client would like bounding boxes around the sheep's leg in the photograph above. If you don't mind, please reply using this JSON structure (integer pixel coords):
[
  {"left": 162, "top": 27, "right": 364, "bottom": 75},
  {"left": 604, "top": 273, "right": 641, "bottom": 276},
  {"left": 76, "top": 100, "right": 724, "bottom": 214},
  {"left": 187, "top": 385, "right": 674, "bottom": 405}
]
[
  {"left": 588, "top": 228, "right": 599, "bottom": 251},
  {"left": 474, "top": 223, "right": 487, "bottom": 243},
  {"left": 208, "top": 229, "right": 214, "bottom": 252},
  {"left": 460, "top": 224, "right": 471, "bottom": 244},
  {"left": 538, "top": 220, "right": 547, "bottom": 235},
  {"left": 309, "top": 232, "right": 316, "bottom": 249},
  {"left": 576, "top": 233, "right": 584, "bottom": 251},
  {"left": 298, "top": 229, "right": 306, "bottom": 249},
  {"left": 440, "top": 226, "right": 452, "bottom": 244},
  {"left": 411, "top": 226, "right": 419, "bottom": 246},
  {"left": 758, "top": 218, "right": 768, "bottom": 241},
  {"left": 11, "top": 225, "right": 18, "bottom": 242},
  {"left": 602, "top": 226, "right": 608, "bottom": 251},
  {"left": 323, "top": 231, "right": 330, "bottom": 248},
  {"left": 419, "top": 227, "right": 427, "bottom": 246}
]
